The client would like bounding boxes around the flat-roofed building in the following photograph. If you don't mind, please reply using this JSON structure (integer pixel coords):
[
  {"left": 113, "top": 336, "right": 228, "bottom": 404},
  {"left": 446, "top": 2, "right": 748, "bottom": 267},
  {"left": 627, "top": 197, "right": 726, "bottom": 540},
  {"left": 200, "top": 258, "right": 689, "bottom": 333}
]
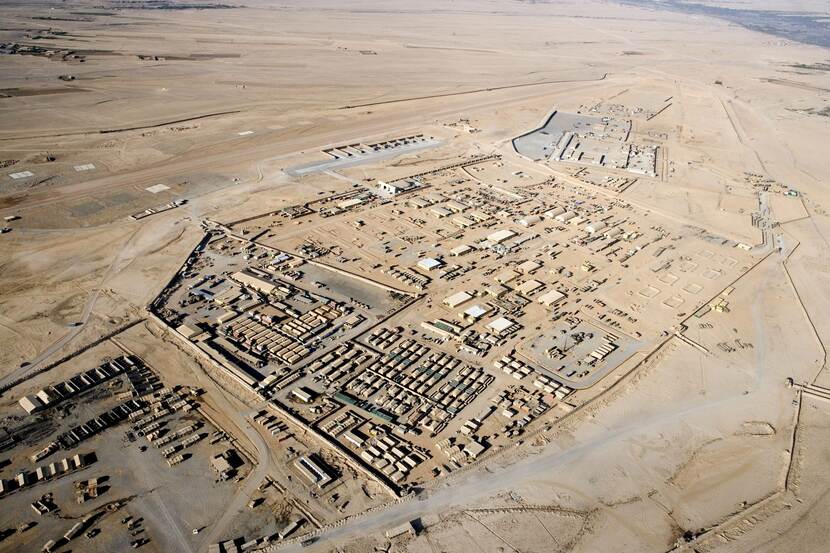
[
  {"left": 443, "top": 291, "right": 473, "bottom": 308},
  {"left": 517, "top": 259, "right": 542, "bottom": 274},
  {"left": 417, "top": 258, "right": 444, "bottom": 272},
  {"left": 214, "top": 286, "right": 243, "bottom": 306},
  {"left": 407, "top": 196, "right": 431, "bottom": 208},
  {"left": 468, "top": 211, "right": 490, "bottom": 222},
  {"left": 421, "top": 319, "right": 463, "bottom": 338},
  {"left": 176, "top": 322, "right": 204, "bottom": 340},
  {"left": 217, "top": 309, "right": 238, "bottom": 324},
  {"left": 452, "top": 216, "right": 475, "bottom": 228},
  {"left": 516, "top": 279, "right": 544, "bottom": 296},
  {"left": 445, "top": 200, "right": 468, "bottom": 213},
  {"left": 386, "top": 521, "right": 416, "bottom": 539},
  {"left": 211, "top": 454, "right": 232, "bottom": 473},
  {"left": 484, "top": 284, "right": 509, "bottom": 298},
  {"left": 291, "top": 387, "right": 315, "bottom": 403},
  {"left": 231, "top": 270, "right": 276, "bottom": 295},
  {"left": 450, "top": 244, "right": 472, "bottom": 257},
  {"left": 294, "top": 455, "right": 333, "bottom": 487},
  {"left": 487, "top": 317, "right": 518, "bottom": 335},
  {"left": 537, "top": 289, "right": 566, "bottom": 306},
  {"left": 338, "top": 197, "right": 365, "bottom": 210},
  {"left": 462, "top": 304, "right": 491, "bottom": 321},
  {"left": 343, "top": 430, "right": 366, "bottom": 448},
  {"left": 465, "top": 439, "right": 488, "bottom": 459},
  {"left": 494, "top": 269, "right": 520, "bottom": 284},
  {"left": 487, "top": 229, "right": 516, "bottom": 244},
  {"left": 378, "top": 180, "right": 407, "bottom": 196},
  {"left": 19, "top": 395, "right": 44, "bottom": 415}
]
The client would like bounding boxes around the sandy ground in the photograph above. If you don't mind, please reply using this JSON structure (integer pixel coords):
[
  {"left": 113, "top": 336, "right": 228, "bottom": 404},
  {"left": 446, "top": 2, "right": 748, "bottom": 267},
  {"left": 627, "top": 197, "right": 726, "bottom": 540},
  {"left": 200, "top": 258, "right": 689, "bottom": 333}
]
[{"left": 1, "top": 0, "right": 830, "bottom": 552}]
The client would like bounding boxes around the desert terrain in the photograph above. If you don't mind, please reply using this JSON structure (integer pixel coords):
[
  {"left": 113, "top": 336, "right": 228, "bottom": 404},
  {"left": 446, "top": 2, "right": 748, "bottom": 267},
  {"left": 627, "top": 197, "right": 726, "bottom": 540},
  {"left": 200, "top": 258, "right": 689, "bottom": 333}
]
[{"left": 1, "top": 1, "right": 829, "bottom": 552}]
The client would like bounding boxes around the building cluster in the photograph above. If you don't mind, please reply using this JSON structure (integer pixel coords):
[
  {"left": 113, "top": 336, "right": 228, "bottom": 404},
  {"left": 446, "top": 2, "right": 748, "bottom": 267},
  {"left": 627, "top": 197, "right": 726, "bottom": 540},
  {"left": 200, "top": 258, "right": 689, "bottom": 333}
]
[
  {"left": 140, "top": 135, "right": 757, "bottom": 511},
  {"left": 327, "top": 336, "right": 494, "bottom": 436},
  {"left": 253, "top": 409, "right": 291, "bottom": 440},
  {"left": 353, "top": 426, "right": 427, "bottom": 485},
  {"left": 57, "top": 399, "right": 146, "bottom": 450},
  {"left": 322, "top": 134, "right": 432, "bottom": 160},
  {"left": 18, "top": 355, "right": 138, "bottom": 415},
  {"left": 0, "top": 453, "right": 92, "bottom": 497}
]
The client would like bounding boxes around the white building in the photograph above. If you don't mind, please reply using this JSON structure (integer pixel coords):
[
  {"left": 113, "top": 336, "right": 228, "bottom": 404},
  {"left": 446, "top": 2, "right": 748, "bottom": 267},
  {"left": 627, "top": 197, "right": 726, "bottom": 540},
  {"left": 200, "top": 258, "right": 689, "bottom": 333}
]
[
  {"left": 417, "top": 257, "right": 444, "bottom": 271},
  {"left": 462, "top": 304, "right": 491, "bottom": 321},
  {"left": 518, "top": 215, "right": 541, "bottom": 227},
  {"left": 554, "top": 211, "right": 577, "bottom": 222},
  {"left": 544, "top": 207, "right": 566, "bottom": 219},
  {"left": 487, "top": 317, "right": 518, "bottom": 335}
]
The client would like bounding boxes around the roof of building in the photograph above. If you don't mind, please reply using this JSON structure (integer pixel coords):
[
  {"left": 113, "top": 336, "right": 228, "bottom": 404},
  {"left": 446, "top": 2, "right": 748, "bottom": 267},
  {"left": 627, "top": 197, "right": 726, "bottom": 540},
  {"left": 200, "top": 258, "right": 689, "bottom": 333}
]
[
  {"left": 408, "top": 196, "right": 431, "bottom": 208},
  {"left": 487, "top": 317, "right": 516, "bottom": 333},
  {"left": 338, "top": 197, "right": 365, "bottom": 209},
  {"left": 586, "top": 221, "right": 607, "bottom": 233},
  {"left": 538, "top": 289, "right": 566, "bottom": 306},
  {"left": 445, "top": 200, "right": 468, "bottom": 212},
  {"left": 444, "top": 290, "right": 473, "bottom": 308},
  {"left": 18, "top": 395, "right": 44, "bottom": 414},
  {"left": 517, "top": 259, "right": 542, "bottom": 274},
  {"left": 487, "top": 229, "right": 517, "bottom": 243},
  {"left": 231, "top": 270, "right": 276, "bottom": 295},
  {"left": 494, "top": 269, "right": 520, "bottom": 284},
  {"left": 211, "top": 455, "right": 232, "bottom": 473},
  {"left": 518, "top": 215, "right": 542, "bottom": 226},
  {"left": 176, "top": 323, "right": 204, "bottom": 340},
  {"left": 463, "top": 304, "right": 490, "bottom": 319},
  {"left": 465, "top": 440, "right": 487, "bottom": 458},
  {"left": 417, "top": 257, "right": 443, "bottom": 271},
  {"left": 450, "top": 244, "right": 473, "bottom": 256},
  {"left": 485, "top": 283, "right": 509, "bottom": 297},
  {"left": 516, "top": 279, "right": 544, "bottom": 295}
]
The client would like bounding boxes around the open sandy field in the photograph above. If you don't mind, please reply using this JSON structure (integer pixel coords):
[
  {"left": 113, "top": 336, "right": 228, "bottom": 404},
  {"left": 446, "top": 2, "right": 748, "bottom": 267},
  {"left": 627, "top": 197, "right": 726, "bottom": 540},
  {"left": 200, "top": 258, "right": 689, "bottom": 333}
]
[{"left": 1, "top": 0, "right": 829, "bottom": 552}]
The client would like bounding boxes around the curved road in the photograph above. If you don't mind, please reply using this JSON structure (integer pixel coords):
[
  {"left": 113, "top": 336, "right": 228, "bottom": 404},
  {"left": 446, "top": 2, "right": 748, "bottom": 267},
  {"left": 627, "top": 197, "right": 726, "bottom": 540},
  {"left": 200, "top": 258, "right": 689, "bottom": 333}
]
[
  {"left": 0, "top": 223, "right": 146, "bottom": 386},
  {"left": 190, "top": 358, "right": 271, "bottom": 551},
  {"left": 280, "top": 376, "right": 780, "bottom": 553},
  {"left": 199, "top": 410, "right": 271, "bottom": 550}
]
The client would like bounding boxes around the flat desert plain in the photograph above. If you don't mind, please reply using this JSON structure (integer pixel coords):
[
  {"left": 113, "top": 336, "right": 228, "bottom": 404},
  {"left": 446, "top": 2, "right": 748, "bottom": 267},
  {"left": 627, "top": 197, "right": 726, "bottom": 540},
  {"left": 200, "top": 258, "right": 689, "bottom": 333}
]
[{"left": 0, "top": 1, "right": 829, "bottom": 553}]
